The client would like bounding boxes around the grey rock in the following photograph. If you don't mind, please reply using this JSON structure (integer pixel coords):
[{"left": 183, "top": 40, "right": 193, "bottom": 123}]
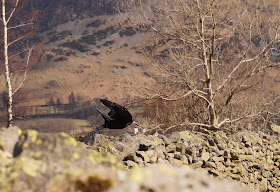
[
  {"left": 211, "top": 156, "right": 224, "bottom": 162},
  {"left": 120, "top": 133, "right": 135, "bottom": 143},
  {"left": 157, "top": 158, "right": 169, "bottom": 164},
  {"left": 136, "top": 151, "right": 150, "bottom": 162},
  {"left": 169, "top": 132, "right": 181, "bottom": 143},
  {"left": 262, "top": 170, "right": 272, "bottom": 178},
  {"left": 113, "top": 164, "right": 254, "bottom": 192},
  {"left": 192, "top": 161, "right": 203, "bottom": 169},
  {"left": 224, "top": 150, "right": 231, "bottom": 158},
  {"left": 167, "top": 153, "right": 174, "bottom": 158},
  {"left": 145, "top": 150, "right": 158, "bottom": 163},
  {"left": 217, "top": 143, "right": 226, "bottom": 150},
  {"left": 154, "top": 148, "right": 166, "bottom": 159},
  {"left": 0, "top": 126, "right": 21, "bottom": 155},
  {"left": 174, "top": 152, "right": 182, "bottom": 160},
  {"left": 176, "top": 142, "right": 186, "bottom": 153},
  {"left": 230, "top": 174, "right": 241, "bottom": 181},
  {"left": 259, "top": 178, "right": 268, "bottom": 191},
  {"left": 77, "top": 129, "right": 280, "bottom": 191},
  {"left": 125, "top": 160, "right": 138, "bottom": 168},
  {"left": 166, "top": 143, "right": 176, "bottom": 153},
  {"left": 209, "top": 146, "right": 220, "bottom": 154},
  {"left": 123, "top": 153, "right": 136, "bottom": 161},
  {"left": 204, "top": 161, "right": 217, "bottom": 169},
  {"left": 185, "top": 147, "right": 194, "bottom": 156},
  {"left": 230, "top": 151, "right": 239, "bottom": 161},
  {"left": 201, "top": 151, "right": 210, "bottom": 161},
  {"left": 187, "top": 155, "right": 193, "bottom": 163},
  {"left": 168, "top": 157, "right": 184, "bottom": 166},
  {"left": 158, "top": 134, "right": 171, "bottom": 145},
  {"left": 215, "top": 162, "right": 225, "bottom": 172},
  {"left": 181, "top": 155, "right": 189, "bottom": 164},
  {"left": 81, "top": 130, "right": 100, "bottom": 145},
  {"left": 138, "top": 139, "right": 154, "bottom": 151},
  {"left": 193, "top": 157, "right": 201, "bottom": 163},
  {"left": 134, "top": 156, "right": 144, "bottom": 166}
]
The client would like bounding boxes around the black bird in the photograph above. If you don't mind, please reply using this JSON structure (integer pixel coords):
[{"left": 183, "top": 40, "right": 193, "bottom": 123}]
[
  {"left": 81, "top": 99, "right": 138, "bottom": 145},
  {"left": 96, "top": 99, "right": 138, "bottom": 129}
]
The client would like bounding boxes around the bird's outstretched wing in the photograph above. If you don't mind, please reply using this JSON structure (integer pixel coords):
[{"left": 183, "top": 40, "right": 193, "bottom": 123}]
[
  {"left": 96, "top": 108, "right": 111, "bottom": 121},
  {"left": 100, "top": 99, "right": 131, "bottom": 120}
]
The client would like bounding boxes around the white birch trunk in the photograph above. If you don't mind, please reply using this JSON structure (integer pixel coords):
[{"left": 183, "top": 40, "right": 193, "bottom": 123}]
[{"left": 2, "top": 0, "right": 13, "bottom": 127}]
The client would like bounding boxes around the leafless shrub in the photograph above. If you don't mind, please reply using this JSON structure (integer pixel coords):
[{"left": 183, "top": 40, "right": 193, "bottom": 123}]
[{"left": 120, "top": 0, "right": 280, "bottom": 131}]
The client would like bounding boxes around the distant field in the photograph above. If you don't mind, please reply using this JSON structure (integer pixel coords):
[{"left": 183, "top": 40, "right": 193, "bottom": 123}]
[
  {"left": 9, "top": 105, "right": 145, "bottom": 136},
  {"left": 14, "top": 117, "right": 97, "bottom": 136},
  {"left": 72, "top": 118, "right": 95, "bottom": 134}
]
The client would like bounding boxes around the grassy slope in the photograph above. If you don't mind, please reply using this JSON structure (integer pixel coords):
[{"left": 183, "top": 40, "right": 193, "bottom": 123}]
[
  {"left": 0, "top": 14, "right": 151, "bottom": 106},
  {"left": 0, "top": 1, "right": 279, "bottom": 107}
]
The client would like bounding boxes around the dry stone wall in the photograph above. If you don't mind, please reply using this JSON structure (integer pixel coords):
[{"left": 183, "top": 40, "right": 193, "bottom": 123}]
[
  {"left": 0, "top": 126, "right": 279, "bottom": 191},
  {"left": 92, "top": 129, "right": 280, "bottom": 191}
]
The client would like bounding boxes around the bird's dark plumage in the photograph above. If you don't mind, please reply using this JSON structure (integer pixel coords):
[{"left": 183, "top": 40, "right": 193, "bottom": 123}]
[
  {"left": 82, "top": 99, "right": 137, "bottom": 145},
  {"left": 97, "top": 99, "right": 133, "bottom": 129}
]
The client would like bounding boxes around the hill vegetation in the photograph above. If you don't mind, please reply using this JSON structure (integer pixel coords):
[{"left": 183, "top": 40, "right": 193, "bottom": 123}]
[{"left": 0, "top": 0, "right": 279, "bottom": 130}]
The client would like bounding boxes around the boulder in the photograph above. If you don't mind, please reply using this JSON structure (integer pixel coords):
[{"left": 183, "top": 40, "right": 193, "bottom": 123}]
[
  {"left": 1, "top": 129, "right": 124, "bottom": 192},
  {"left": 0, "top": 126, "right": 21, "bottom": 155}
]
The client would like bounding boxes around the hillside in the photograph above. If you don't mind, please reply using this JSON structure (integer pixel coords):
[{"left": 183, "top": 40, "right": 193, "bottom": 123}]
[
  {"left": 0, "top": 8, "right": 152, "bottom": 106},
  {"left": 0, "top": 0, "right": 279, "bottom": 108},
  {"left": 24, "top": 15, "right": 150, "bottom": 105},
  {"left": 33, "top": 0, "right": 126, "bottom": 31}
]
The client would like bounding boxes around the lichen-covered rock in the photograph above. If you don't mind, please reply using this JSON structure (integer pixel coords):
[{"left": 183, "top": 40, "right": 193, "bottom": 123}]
[
  {"left": 0, "top": 126, "right": 21, "bottom": 155},
  {"left": 43, "top": 164, "right": 255, "bottom": 192},
  {"left": 166, "top": 143, "right": 176, "bottom": 153},
  {"left": 204, "top": 161, "right": 217, "bottom": 169},
  {"left": 168, "top": 131, "right": 181, "bottom": 143},
  {"left": 201, "top": 151, "right": 210, "bottom": 162},
  {"left": 0, "top": 129, "right": 124, "bottom": 192},
  {"left": 136, "top": 151, "right": 150, "bottom": 162},
  {"left": 176, "top": 142, "right": 186, "bottom": 153},
  {"left": 45, "top": 166, "right": 120, "bottom": 192},
  {"left": 158, "top": 134, "right": 171, "bottom": 145},
  {"left": 114, "top": 164, "right": 254, "bottom": 192},
  {"left": 138, "top": 138, "right": 154, "bottom": 151},
  {"left": 125, "top": 160, "right": 139, "bottom": 168}
]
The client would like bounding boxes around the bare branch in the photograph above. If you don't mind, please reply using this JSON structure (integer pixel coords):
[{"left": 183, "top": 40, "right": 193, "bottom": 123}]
[
  {"left": 7, "top": 0, "right": 19, "bottom": 24},
  {"left": 7, "top": 33, "right": 28, "bottom": 47},
  {"left": 8, "top": 22, "right": 33, "bottom": 30},
  {"left": 8, "top": 48, "right": 29, "bottom": 59},
  {"left": 150, "top": 91, "right": 193, "bottom": 101},
  {"left": 12, "top": 45, "right": 34, "bottom": 95}
]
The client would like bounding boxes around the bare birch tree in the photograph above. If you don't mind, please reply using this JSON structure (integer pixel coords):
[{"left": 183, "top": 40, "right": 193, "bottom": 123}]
[
  {"left": 121, "top": 0, "right": 280, "bottom": 130},
  {"left": 1, "top": 0, "right": 35, "bottom": 127}
]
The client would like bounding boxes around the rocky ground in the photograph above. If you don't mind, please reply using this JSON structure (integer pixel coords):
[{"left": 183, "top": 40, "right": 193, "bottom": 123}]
[
  {"left": 1, "top": 126, "right": 279, "bottom": 191},
  {"left": 88, "top": 128, "right": 280, "bottom": 191}
]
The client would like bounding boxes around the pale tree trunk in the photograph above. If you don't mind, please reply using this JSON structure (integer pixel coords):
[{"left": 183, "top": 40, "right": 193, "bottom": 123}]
[
  {"left": 2, "top": 0, "right": 13, "bottom": 127},
  {"left": 1, "top": 0, "right": 34, "bottom": 127}
]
